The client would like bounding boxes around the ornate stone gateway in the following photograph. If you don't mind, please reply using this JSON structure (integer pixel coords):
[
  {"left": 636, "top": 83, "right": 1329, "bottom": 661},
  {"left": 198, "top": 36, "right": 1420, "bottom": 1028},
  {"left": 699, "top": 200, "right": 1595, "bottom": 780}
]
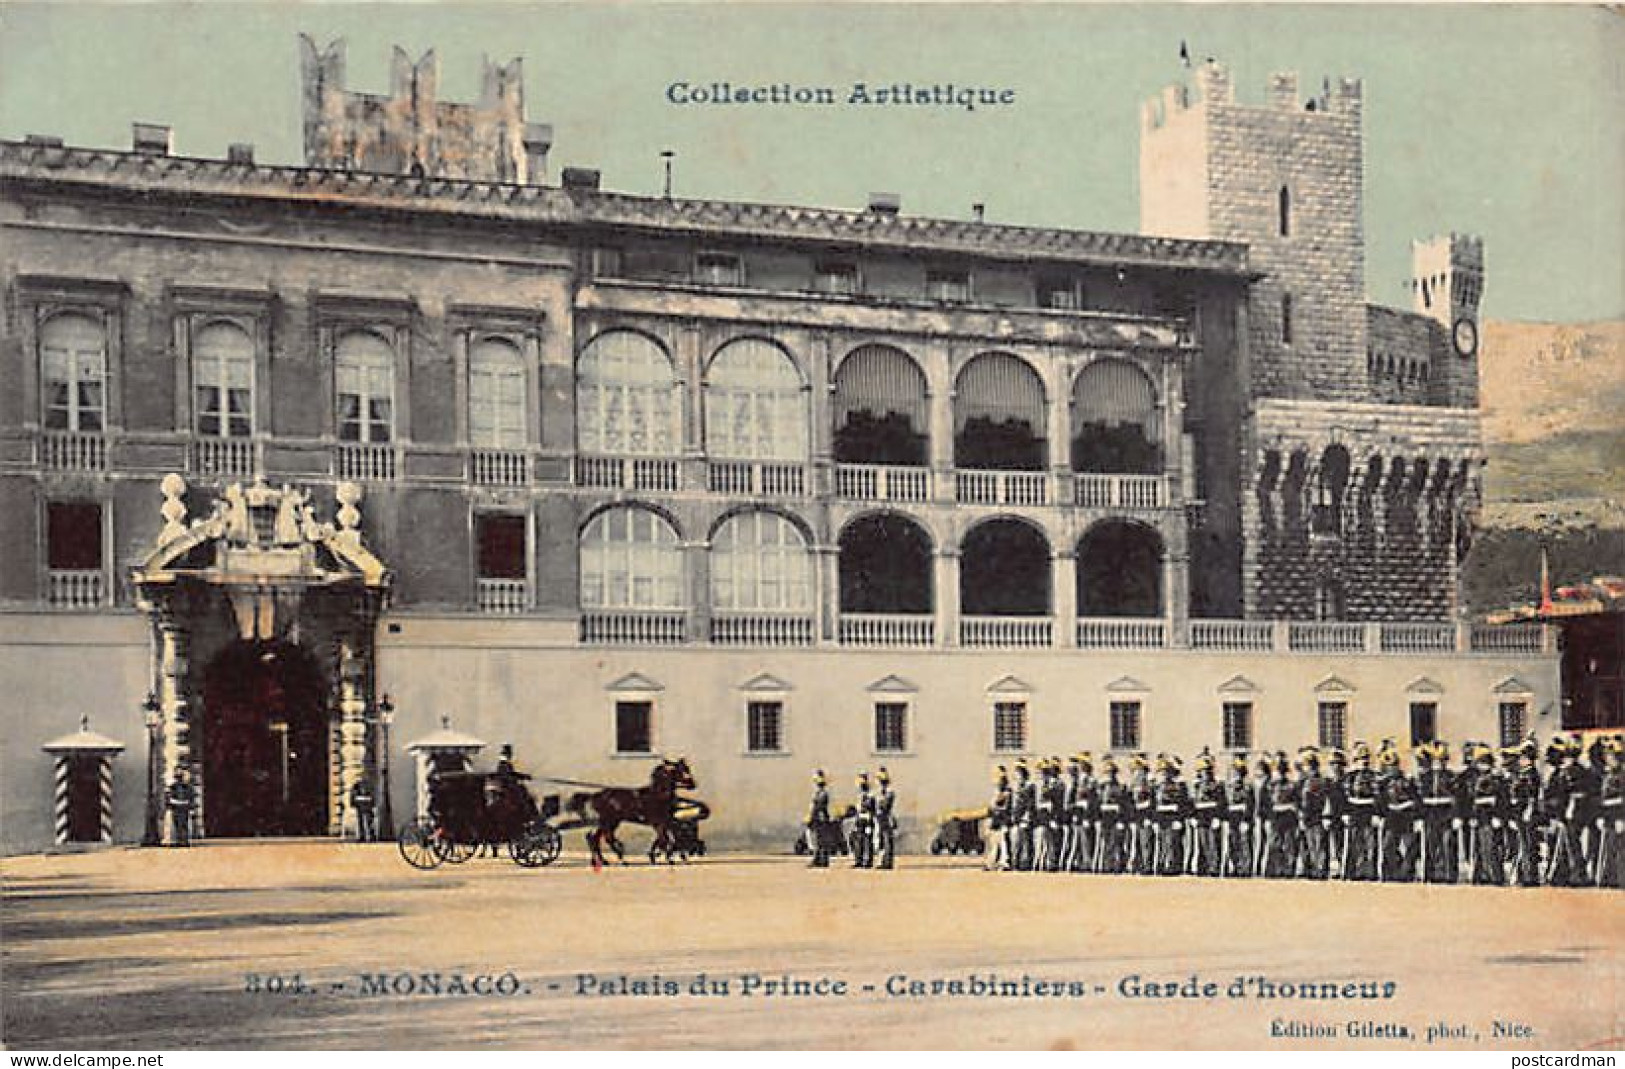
[{"left": 131, "top": 475, "right": 391, "bottom": 841}]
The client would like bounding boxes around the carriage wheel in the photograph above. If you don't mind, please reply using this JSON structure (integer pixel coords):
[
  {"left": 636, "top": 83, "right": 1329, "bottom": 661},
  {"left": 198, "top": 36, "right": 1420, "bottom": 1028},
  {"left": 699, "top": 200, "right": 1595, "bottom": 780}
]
[
  {"left": 510, "top": 822, "right": 563, "bottom": 868},
  {"left": 397, "top": 819, "right": 444, "bottom": 870},
  {"left": 441, "top": 838, "right": 478, "bottom": 864}
]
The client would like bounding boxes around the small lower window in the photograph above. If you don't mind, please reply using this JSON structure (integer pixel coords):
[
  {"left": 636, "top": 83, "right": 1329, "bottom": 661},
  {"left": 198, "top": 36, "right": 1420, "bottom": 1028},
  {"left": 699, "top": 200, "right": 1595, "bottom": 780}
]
[
  {"left": 993, "top": 701, "right": 1027, "bottom": 752},
  {"left": 476, "top": 514, "right": 527, "bottom": 580},
  {"left": 1110, "top": 700, "right": 1142, "bottom": 751},
  {"left": 874, "top": 702, "right": 908, "bottom": 753},
  {"left": 615, "top": 701, "right": 653, "bottom": 754},
  {"left": 1409, "top": 702, "right": 1438, "bottom": 747},
  {"left": 1317, "top": 701, "right": 1349, "bottom": 750},
  {"left": 747, "top": 700, "right": 784, "bottom": 753}
]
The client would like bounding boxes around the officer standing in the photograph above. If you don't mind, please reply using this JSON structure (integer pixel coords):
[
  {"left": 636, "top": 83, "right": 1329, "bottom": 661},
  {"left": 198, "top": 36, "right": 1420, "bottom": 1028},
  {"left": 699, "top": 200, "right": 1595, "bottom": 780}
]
[
  {"left": 1262, "top": 751, "right": 1299, "bottom": 878},
  {"left": 987, "top": 765, "right": 1012, "bottom": 871},
  {"left": 1152, "top": 755, "right": 1190, "bottom": 876},
  {"left": 874, "top": 766, "right": 897, "bottom": 870},
  {"left": 852, "top": 771, "right": 876, "bottom": 868},
  {"left": 1467, "top": 745, "right": 1509, "bottom": 885},
  {"left": 1418, "top": 742, "right": 1458, "bottom": 884},
  {"left": 1059, "top": 755, "right": 1082, "bottom": 872},
  {"left": 806, "top": 769, "right": 831, "bottom": 868},
  {"left": 1190, "top": 750, "right": 1224, "bottom": 877},
  {"left": 1073, "top": 753, "right": 1098, "bottom": 874},
  {"left": 1095, "top": 757, "right": 1128, "bottom": 874},
  {"left": 1324, "top": 748, "right": 1348, "bottom": 877},
  {"left": 1597, "top": 739, "right": 1624, "bottom": 889},
  {"left": 1011, "top": 760, "right": 1037, "bottom": 872},
  {"left": 1297, "top": 748, "right": 1332, "bottom": 880},
  {"left": 1342, "top": 742, "right": 1380, "bottom": 881},
  {"left": 350, "top": 775, "right": 377, "bottom": 842},
  {"left": 165, "top": 767, "right": 195, "bottom": 847},
  {"left": 1223, "top": 754, "right": 1254, "bottom": 877},
  {"left": 1545, "top": 738, "right": 1590, "bottom": 886},
  {"left": 1507, "top": 738, "right": 1543, "bottom": 886},
  {"left": 1250, "top": 754, "right": 1273, "bottom": 876},
  {"left": 1379, "top": 742, "right": 1422, "bottom": 882},
  {"left": 1129, "top": 755, "right": 1156, "bottom": 876}
]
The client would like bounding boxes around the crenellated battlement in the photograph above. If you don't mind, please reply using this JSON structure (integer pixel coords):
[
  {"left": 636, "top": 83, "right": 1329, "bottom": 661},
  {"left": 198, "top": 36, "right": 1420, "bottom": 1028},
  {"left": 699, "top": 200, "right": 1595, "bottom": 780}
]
[
  {"left": 298, "top": 35, "right": 551, "bottom": 185},
  {"left": 1142, "top": 60, "right": 1362, "bottom": 131}
]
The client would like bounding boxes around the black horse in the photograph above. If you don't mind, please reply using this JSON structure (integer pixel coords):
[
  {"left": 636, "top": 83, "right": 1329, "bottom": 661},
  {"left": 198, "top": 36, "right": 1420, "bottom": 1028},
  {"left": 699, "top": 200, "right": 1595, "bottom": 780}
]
[{"left": 567, "top": 757, "right": 697, "bottom": 870}]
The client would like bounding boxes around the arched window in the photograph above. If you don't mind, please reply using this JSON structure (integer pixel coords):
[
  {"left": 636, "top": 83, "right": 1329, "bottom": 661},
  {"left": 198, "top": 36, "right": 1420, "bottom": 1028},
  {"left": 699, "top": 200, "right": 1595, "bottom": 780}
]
[
  {"left": 193, "top": 321, "right": 254, "bottom": 438},
  {"left": 335, "top": 330, "right": 395, "bottom": 443},
  {"left": 838, "top": 514, "right": 933, "bottom": 614},
  {"left": 577, "top": 331, "right": 679, "bottom": 455},
  {"left": 1281, "top": 292, "right": 1294, "bottom": 346},
  {"left": 954, "top": 352, "right": 1046, "bottom": 471},
  {"left": 833, "top": 344, "right": 928, "bottom": 466},
  {"left": 705, "top": 339, "right": 807, "bottom": 461},
  {"left": 579, "top": 506, "right": 684, "bottom": 609},
  {"left": 961, "top": 518, "right": 1051, "bottom": 615},
  {"left": 469, "top": 336, "right": 527, "bottom": 449},
  {"left": 1071, "top": 358, "right": 1159, "bottom": 473},
  {"left": 711, "top": 511, "right": 813, "bottom": 611},
  {"left": 1278, "top": 185, "right": 1291, "bottom": 238},
  {"left": 1077, "top": 521, "right": 1163, "bottom": 617},
  {"left": 40, "top": 313, "right": 107, "bottom": 432}
]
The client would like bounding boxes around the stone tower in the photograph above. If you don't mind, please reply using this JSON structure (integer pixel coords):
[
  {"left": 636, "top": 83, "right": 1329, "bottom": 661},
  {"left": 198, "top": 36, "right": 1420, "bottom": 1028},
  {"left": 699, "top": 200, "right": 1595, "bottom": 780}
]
[
  {"left": 1141, "top": 61, "right": 1367, "bottom": 402},
  {"left": 1411, "top": 233, "right": 1484, "bottom": 407},
  {"left": 298, "top": 35, "right": 552, "bottom": 185}
]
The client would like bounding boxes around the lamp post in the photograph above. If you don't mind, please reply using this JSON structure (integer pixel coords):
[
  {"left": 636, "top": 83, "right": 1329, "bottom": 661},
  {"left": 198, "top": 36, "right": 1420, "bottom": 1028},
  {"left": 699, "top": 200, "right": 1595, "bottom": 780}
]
[
  {"left": 141, "top": 692, "right": 161, "bottom": 846},
  {"left": 377, "top": 694, "right": 395, "bottom": 840}
]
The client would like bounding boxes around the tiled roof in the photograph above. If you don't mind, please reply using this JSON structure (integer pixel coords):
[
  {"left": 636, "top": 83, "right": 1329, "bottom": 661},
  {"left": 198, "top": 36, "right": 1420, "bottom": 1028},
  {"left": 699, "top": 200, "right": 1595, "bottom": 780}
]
[{"left": 0, "top": 140, "right": 1251, "bottom": 274}]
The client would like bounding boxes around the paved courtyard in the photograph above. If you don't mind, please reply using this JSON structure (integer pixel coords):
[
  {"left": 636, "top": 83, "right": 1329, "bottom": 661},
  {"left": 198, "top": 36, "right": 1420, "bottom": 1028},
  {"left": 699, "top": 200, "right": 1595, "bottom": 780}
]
[{"left": 2, "top": 843, "right": 1621, "bottom": 1050}]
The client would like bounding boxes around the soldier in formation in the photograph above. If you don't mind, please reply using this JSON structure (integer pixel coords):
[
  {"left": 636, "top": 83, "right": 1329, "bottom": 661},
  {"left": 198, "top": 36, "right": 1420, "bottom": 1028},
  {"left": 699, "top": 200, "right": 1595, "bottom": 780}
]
[{"left": 972, "top": 733, "right": 1623, "bottom": 887}]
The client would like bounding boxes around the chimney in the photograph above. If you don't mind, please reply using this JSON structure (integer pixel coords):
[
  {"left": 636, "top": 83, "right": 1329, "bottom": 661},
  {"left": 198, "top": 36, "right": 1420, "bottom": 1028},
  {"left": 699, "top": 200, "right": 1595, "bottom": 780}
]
[
  {"left": 867, "top": 192, "right": 901, "bottom": 216},
  {"left": 132, "top": 122, "right": 173, "bottom": 155},
  {"left": 227, "top": 143, "right": 256, "bottom": 165},
  {"left": 972, "top": 203, "right": 985, "bottom": 223},
  {"left": 523, "top": 122, "right": 552, "bottom": 185},
  {"left": 561, "top": 167, "right": 601, "bottom": 192}
]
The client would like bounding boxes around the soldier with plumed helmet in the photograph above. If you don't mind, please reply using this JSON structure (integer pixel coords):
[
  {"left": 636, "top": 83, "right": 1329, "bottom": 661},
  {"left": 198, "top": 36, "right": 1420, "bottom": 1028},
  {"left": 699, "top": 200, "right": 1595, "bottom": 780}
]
[
  {"left": 1262, "top": 750, "right": 1299, "bottom": 878},
  {"left": 1190, "top": 749, "right": 1224, "bottom": 876},
  {"left": 852, "top": 770, "right": 876, "bottom": 868},
  {"left": 874, "top": 766, "right": 898, "bottom": 870},
  {"left": 1095, "top": 756, "right": 1129, "bottom": 874},
  {"left": 1222, "top": 753, "right": 1254, "bottom": 877},
  {"left": 1418, "top": 741, "right": 1459, "bottom": 884},
  {"left": 1296, "top": 747, "right": 1333, "bottom": 879},
  {"left": 1011, "top": 759, "right": 1037, "bottom": 872},
  {"left": 1378, "top": 739, "right": 1422, "bottom": 882},
  {"left": 986, "top": 764, "right": 1012, "bottom": 871},
  {"left": 806, "top": 768, "right": 832, "bottom": 868}
]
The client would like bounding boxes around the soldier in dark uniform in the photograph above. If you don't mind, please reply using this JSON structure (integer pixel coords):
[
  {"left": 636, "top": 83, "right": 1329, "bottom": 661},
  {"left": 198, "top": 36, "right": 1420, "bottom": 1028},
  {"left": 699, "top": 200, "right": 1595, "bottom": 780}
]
[
  {"left": 1191, "top": 750, "right": 1224, "bottom": 877},
  {"left": 1418, "top": 742, "right": 1458, "bottom": 883},
  {"left": 1011, "top": 760, "right": 1037, "bottom": 872},
  {"left": 1597, "top": 739, "right": 1625, "bottom": 889},
  {"left": 350, "top": 776, "right": 377, "bottom": 842},
  {"left": 1072, "top": 753, "right": 1098, "bottom": 873},
  {"left": 986, "top": 765, "right": 1011, "bottom": 871},
  {"left": 1323, "top": 748, "right": 1348, "bottom": 877},
  {"left": 1545, "top": 738, "right": 1592, "bottom": 886},
  {"left": 1129, "top": 755, "right": 1156, "bottom": 876},
  {"left": 1507, "top": 739, "right": 1543, "bottom": 886},
  {"left": 852, "top": 771, "right": 875, "bottom": 868},
  {"left": 165, "top": 767, "right": 195, "bottom": 847},
  {"left": 1579, "top": 735, "right": 1607, "bottom": 880},
  {"left": 1034, "top": 759, "right": 1063, "bottom": 872},
  {"left": 1262, "top": 751, "right": 1299, "bottom": 878},
  {"left": 1095, "top": 757, "right": 1129, "bottom": 874},
  {"left": 1297, "top": 748, "right": 1332, "bottom": 879},
  {"left": 1341, "top": 742, "right": 1380, "bottom": 881},
  {"left": 806, "top": 769, "right": 832, "bottom": 868},
  {"left": 1059, "top": 755, "right": 1082, "bottom": 872},
  {"left": 1153, "top": 755, "right": 1192, "bottom": 876},
  {"left": 1250, "top": 754, "right": 1273, "bottom": 877},
  {"left": 874, "top": 766, "right": 897, "bottom": 870},
  {"left": 1223, "top": 754, "right": 1254, "bottom": 877},
  {"left": 1466, "top": 745, "right": 1510, "bottom": 885},
  {"left": 1379, "top": 742, "right": 1421, "bottom": 882}
]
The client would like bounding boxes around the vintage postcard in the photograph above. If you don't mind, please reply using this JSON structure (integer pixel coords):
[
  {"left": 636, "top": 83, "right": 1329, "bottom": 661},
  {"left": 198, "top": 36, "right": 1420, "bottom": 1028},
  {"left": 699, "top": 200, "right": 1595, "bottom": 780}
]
[{"left": 0, "top": 2, "right": 1620, "bottom": 1053}]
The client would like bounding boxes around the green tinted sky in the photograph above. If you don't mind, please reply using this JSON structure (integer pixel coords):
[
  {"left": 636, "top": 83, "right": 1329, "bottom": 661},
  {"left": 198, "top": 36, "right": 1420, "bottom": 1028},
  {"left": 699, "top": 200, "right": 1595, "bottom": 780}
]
[{"left": 1, "top": 3, "right": 1619, "bottom": 321}]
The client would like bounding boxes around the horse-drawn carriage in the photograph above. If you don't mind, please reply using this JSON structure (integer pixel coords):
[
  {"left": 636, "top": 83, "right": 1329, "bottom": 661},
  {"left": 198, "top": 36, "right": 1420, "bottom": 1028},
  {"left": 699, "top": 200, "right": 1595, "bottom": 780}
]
[
  {"left": 397, "top": 757, "right": 706, "bottom": 870},
  {"left": 396, "top": 770, "right": 564, "bottom": 869}
]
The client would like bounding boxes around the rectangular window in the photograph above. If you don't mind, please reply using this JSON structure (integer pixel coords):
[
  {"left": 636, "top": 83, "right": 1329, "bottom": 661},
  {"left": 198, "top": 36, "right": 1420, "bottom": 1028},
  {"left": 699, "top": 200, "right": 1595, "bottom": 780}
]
[
  {"left": 47, "top": 501, "right": 103, "bottom": 571},
  {"left": 590, "top": 247, "right": 624, "bottom": 278},
  {"left": 615, "top": 700, "right": 653, "bottom": 754},
  {"left": 926, "top": 269, "right": 971, "bottom": 303},
  {"left": 1037, "top": 276, "right": 1080, "bottom": 311},
  {"left": 40, "top": 312, "right": 108, "bottom": 432},
  {"left": 1281, "top": 292, "right": 1294, "bottom": 346},
  {"left": 1317, "top": 701, "right": 1349, "bottom": 750},
  {"left": 746, "top": 700, "right": 784, "bottom": 753},
  {"left": 993, "top": 701, "right": 1027, "bottom": 752},
  {"left": 874, "top": 702, "right": 908, "bottom": 753},
  {"left": 813, "top": 261, "right": 860, "bottom": 296},
  {"left": 475, "top": 514, "right": 527, "bottom": 580},
  {"left": 695, "top": 252, "right": 744, "bottom": 286},
  {"left": 1110, "top": 700, "right": 1142, "bottom": 751},
  {"left": 1409, "top": 702, "right": 1439, "bottom": 747},
  {"left": 192, "top": 321, "right": 256, "bottom": 438},
  {"left": 1221, "top": 701, "right": 1253, "bottom": 751},
  {"left": 1498, "top": 701, "right": 1527, "bottom": 749}
]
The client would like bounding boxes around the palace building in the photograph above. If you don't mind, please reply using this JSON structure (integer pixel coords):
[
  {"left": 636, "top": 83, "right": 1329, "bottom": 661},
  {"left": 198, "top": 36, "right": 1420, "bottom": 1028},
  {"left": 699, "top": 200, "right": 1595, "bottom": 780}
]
[{"left": 0, "top": 41, "right": 1557, "bottom": 851}]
